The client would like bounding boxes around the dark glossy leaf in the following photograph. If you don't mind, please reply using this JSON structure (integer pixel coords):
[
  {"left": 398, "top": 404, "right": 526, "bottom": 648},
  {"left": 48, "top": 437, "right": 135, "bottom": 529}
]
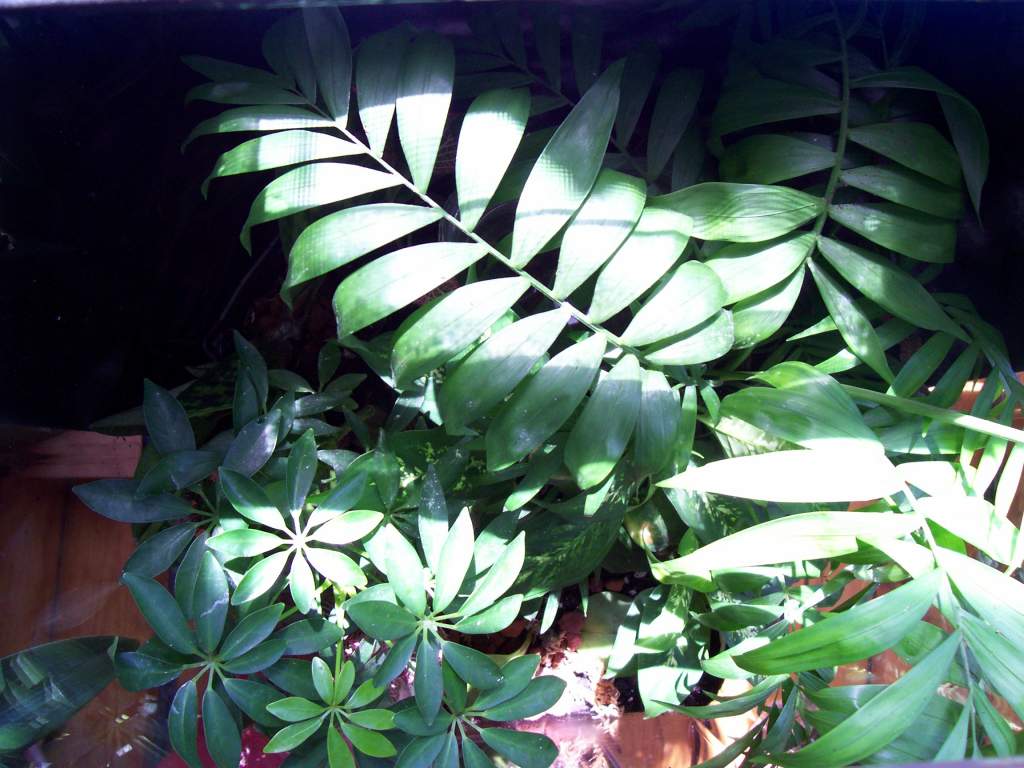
[
  {"left": 220, "top": 603, "right": 284, "bottom": 660},
  {"left": 223, "top": 678, "right": 285, "bottom": 728},
  {"left": 480, "top": 728, "right": 558, "bottom": 768},
  {"left": 346, "top": 600, "right": 419, "bottom": 640},
  {"left": 219, "top": 469, "right": 289, "bottom": 531},
  {"left": 647, "top": 69, "right": 702, "bottom": 179},
  {"left": 144, "top": 380, "right": 196, "bottom": 454},
  {"left": 194, "top": 552, "right": 228, "bottom": 652},
  {"left": 442, "top": 642, "right": 502, "bottom": 689},
  {"left": 222, "top": 414, "right": 280, "bottom": 477},
  {"left": 221, "top": 638, "right": 286, "bottom": 674},
  {"left": 414, "top": 634, "right": 442, "bottom": 724},
  {"left": 847, "top": 122, "right": 960, "bottom": 188},
  {"left": 303, "top": 7, "right": 351, "bottom": 123},
  {"left": 169, "top": 678, "right": 200, "bottom": 768},
  {"left": 357, "top": 27, "right": 409, "bottom": 156},
  {"left": 480, "top": 676, "right": 566, "bottom": 721},
  {"left": 711, "top": 78, "right": 839, "bottom": 138},
  {"left": 201, "top": 688, "right": 241, "bottom": 768},
  {"left": 123, "top": 522, "right": 199, "bottom": 577},
  {"left": 719, "top": 134, "right": 834, "bottom": 185},
  {"left": 74, "top": 479, "right": 195, "bottom": 523},
  {"left": 123, "top": 573, "right": 197, "bottom": 655}
]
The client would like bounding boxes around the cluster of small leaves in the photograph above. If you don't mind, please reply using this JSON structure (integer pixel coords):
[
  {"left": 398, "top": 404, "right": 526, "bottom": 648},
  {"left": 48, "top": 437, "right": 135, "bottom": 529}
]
[{"left": 60, "top": 1, "right": 1024, "bottom": 766}]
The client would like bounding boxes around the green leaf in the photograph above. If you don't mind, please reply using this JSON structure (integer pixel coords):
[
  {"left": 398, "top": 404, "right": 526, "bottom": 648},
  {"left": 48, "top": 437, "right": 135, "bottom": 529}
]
[
  {"left": 264, "top": 717, "right": 324, "bottom": 753},
  {"left": 183, "top": 54, "right": 283, "bottom": 85},
  {"left": 174, "top": 532, "right": 208, "bottom": 619},
  {"left": 328, "top": 725, "right": 355, "bottom": 768},
  {"left": 653, "top": 182, "right": 823, "bottom": 243},
  {"left": 207, "top": 528, "right": 283, "bottom": 558},
  {"left": 169, "top": 678, "right": 200, "bottom": 768},
  {"left": 631, "top": 370, "right": 681, "bottom": 478},
  {"left": 551, "top": 169, "right": 647, "bottom": 299},
  {"left": 457, "top": 88, "right": 531, "bottom": 230},
  {"left": 334, "top": 242, "right": 486, "bottom": 336},
  {"left": 438, "top": 308, "right": 568, "bottom": 433},
  {"left": 840, "top": 165, "right": 963, "bottom": 219},
  {"left": 221, "top": 638, "right": 286, "bottom": 675},
  {"left": 664, "top": 674, "right": 786, "bottom": 718},
  {"left": 973, "top": 686, "right": 1014, "bottom": 757},
  {"left": 441, "top": 642, "right": 502, "bottom": 689},
  {"left": 621, "top": 262, "right": 726, "bottom": 345},
  {"left": 647, "top": 69, "right": 702, "bottom": 179},
  {"left": 391, "top": 277, "right": 529, "bottom": 388},
  {"left": 144, "top": 381, "right": 195, "bottom": 454},
  {"left": 220, "top": 603, "right": 284, "bottom": 660},
  {"left": 137, "top": 451, "right": 220, "bottom": 496},
  {"left": 219, "top": 677, "right": 287, "bottom": 727},
  {"left": 651, "top": 509, "right": 916, "bottom": 580},
  {"left": 341, "top": 722, "right": 396, "bottom": 758},
  {"left": 766, "top": 631, "right": 960, "bottom": 767},
  {"left": 732, "top": 264, "right": 804, "bottom": 348},
  {"left": 277, "top": 615, "right": 343, "bottom": 656},
  {"left": 480, "top": 728, "right": 558, "bottom": 768},
  {"left": 123, "top": 522, "right": 199, "bottom": 578},
  {"left": 311, "top": 657, "right": 334, "bottom": 705},
  {"left": 202, "top": 130, "right": 359, "bottom": 197},
  {"left": 658, "top": 449, "right": 902, "bottom": 506},
  {"left": 201, "top": 688, "right": 241, "bottom": 768},
  {"left": 194, "top": 552, "right": 229, "bottom": 653},
  {"left": 531, "top": 5, "right": 562, "bottom": 91},
  {"left": 332, "top": 659, "right": 356, "bottom": 704},
  {"left": 614, "top": 47, "right": 658, "bottom": 146},
  {"left": 808, "top": 259, "right": 894, "bottom": 383},
  {"left": 890, "top": 332, "right": 955, "bottom": 398},
  {"left": 394, "top": 733, "right": 447, "bottom": 768},
  {"left": 374, "top": 632, "right": 419, "bottom": 687},
  {"left": 461, "top": 739, "right": 494, "bottom": 768},
  {"left": 289, "top": 553, "right": 316, "bottom": 614},
  {"left": 719, "top": 134, "right": 835, "bottom": 185},
  {"left": 347, "top": 708, "right": 394, "bottom": 731},
  {"left": 240, "top": 162, "right": 399, "bottom": 253},
  {"left": 645, "top": 310, "right": 735, "bottom": 366},
  {"left": 816, "top": 237, "right": 964, "bottom": 338},
  {"left": 417, "top": 466, "right": 449, "bottom": 574},
  {"left": 305, "top": 547, "right": 367, "bottom": 588},
  {"left": 587, "top": 206, "right": 691, "bottom": 322},
  {"left": 396, "top": 32, "right": 454, "bottom": 190},
  {"left": 346, "top": 600, "right": 418, "bottom": 640},
  {"left": 486, "top": 334, "right": 606, "bottom": 471},
  {"left": 414, "top": 634, "right": 443, "bottom": 724},
  {"left": 711, "top": 77, "right": 839, "bottom": 138},
  {"left": 267, "top": 696, "right": 327, "bottom": 722},
  {"left": 233, "top": 550, "right": 290, "bottom": 605},
  {"left": 847, "top": 122, "right": 960, "bottom": 188},
  {"left": 123, "top": 573, "right": 197, "bottom": 655},
  {"left": 286, "top": 428, "right": 318, "bottom": 515},
  {"left": 433, "top": 509, "right": 475, "bottom": 613},
  {"left": 829, "top": 203, "right": 955, "bottom": 264},
  {"left": 454, "top": 594, "right": 523, "bottom": 634},
  {"left": 736, "top": 570, "right": 941, "bottom": 674},
  {"left": 222, "top": 414, "right": 280, "bottom": 477},
  {"left": 309, "top": 508, "right": 382, "bottom": 545},
  {"left": 479, "top": 676, "right": 566, "bottom": 721},
  {"left": 851, "top": 66, "right": 988, "bottom": 216},
  {"left": 219, "top": 469, "right": 289, "bottom": 531},
  {"left": 183, "top": 106, "right": 333, "bottom": 148},
  {"left": 933, "top": 698, "right": 970, "bottom": 762},
  {"left": 704, "top": 232, "right": 813, "bottom": 305},
  {"left": 378, "top": 525, "right": 426, "bottom": 615},
  {"left": 473, "top": 655, "right": 541, "bottom": 711},
  {"left": 565, "top": 353, "right": 642, "bottom": 489},
  {"left": 511, "top": 60, "right": 623, "bottom": 267},
  {"left": 357, "top": 27, "right": 409, "bottom": 157},
  {"left": 73, "top": 479, "right": 196, "bottom": 523},
  {"left": 960, "top": 612, "right": 1024, "bottom": 722},
  {"left": 302, "top": 7, "right": 351, "bottom": 123},
  {"left": 285, "top": 204, "right": 443, "bottom": 294}
]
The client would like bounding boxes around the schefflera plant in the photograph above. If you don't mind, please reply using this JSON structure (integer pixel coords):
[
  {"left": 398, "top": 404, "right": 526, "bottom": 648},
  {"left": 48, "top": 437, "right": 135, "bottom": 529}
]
[
  {"left": 264, "top": 650, "right": 398, "bottom": 766},
  {"left": 392, "top": 654, "right": 565, "bottom": 768},
  {"left": 345, "top": 497, "right": 530, "bottom": 727}
]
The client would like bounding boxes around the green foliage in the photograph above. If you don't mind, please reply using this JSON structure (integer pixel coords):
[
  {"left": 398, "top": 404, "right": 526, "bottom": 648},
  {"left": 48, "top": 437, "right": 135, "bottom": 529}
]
[{"left": 23, "top": 2, "right": 1024, "bottom": 767}]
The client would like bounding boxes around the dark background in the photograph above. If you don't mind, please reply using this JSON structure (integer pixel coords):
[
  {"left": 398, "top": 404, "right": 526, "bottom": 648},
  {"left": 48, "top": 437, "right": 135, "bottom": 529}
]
[{"left": 2, "top": 0, "right": 1022, "bottom": 429}]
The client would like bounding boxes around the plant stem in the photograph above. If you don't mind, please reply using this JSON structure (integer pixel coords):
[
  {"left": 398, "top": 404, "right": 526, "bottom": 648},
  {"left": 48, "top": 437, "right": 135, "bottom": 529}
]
[
  {"left": 811, "top": 4, "right": 850, "bottom": 242},
  {"left": 331, "top": 122, "right": 646, "bottom": 361}
]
